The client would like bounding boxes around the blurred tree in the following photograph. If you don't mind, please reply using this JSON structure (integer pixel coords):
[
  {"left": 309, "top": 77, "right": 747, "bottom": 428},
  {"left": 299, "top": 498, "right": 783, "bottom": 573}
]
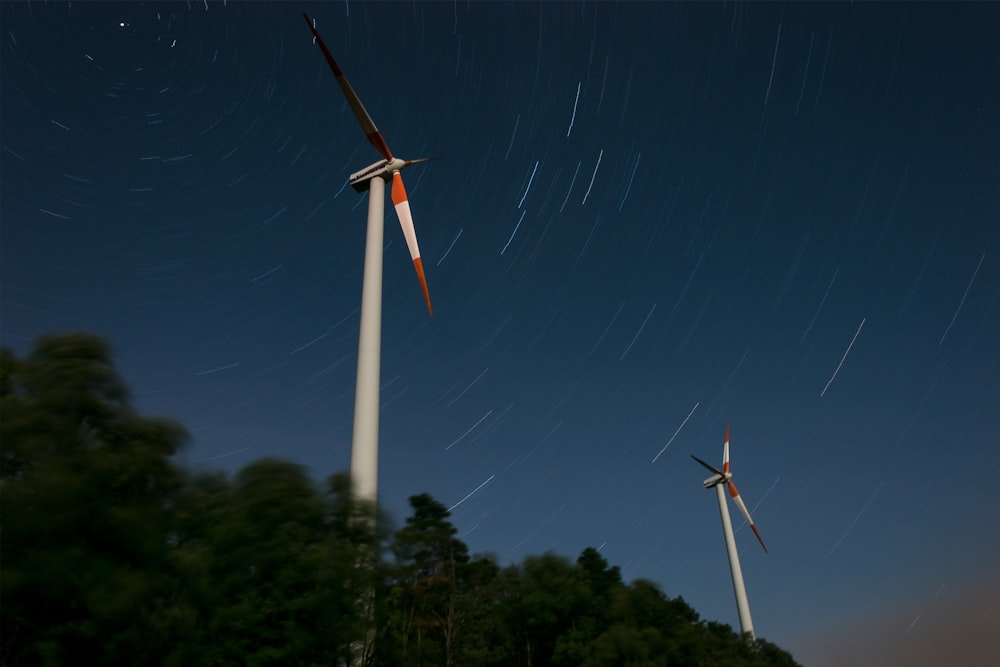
[
  {"left": 324, "top": 471, "right": 389, "bottom": 667},
  {"left": 164, "top": 469, "right": 232, "bottom": 665},
  {"left": 205, "top": 459, "right": 328, "bottom": 663},
  {"left": 1, "top": 334, "right": 187, "bottom": 666},
  {"left": 172, "top": 463, "right": 383, "bottom": 666}
]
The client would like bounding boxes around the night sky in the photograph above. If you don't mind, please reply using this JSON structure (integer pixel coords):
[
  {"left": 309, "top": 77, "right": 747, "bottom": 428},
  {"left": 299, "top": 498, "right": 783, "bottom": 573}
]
[{"left": 3, "top": 2, "right": 999, "bottom": 664}]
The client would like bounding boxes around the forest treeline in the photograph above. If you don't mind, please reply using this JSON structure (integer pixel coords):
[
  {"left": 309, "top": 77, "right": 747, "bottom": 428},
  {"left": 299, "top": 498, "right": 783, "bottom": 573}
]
[{"left": 1, "top": 333, "right": 800, "bottom": 666}]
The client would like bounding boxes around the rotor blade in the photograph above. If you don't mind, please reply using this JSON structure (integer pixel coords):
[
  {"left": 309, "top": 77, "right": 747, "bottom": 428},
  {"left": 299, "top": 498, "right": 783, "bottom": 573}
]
[
  {"left": 690, "top": 454, "right": 724, "bottom": 477},
  {"left": 303, "top": 13, "right": 394, "bottom": 162},
  {"left": 723, "top": 424, "right": 731, "bottom": 475},
  {"left": 728, "top": 481, "right": 768, "bottom": 553},
  {"left": 390, "top": 172, "right": 433, "bottom": 316},
  {"left": 404, "top": 157, "right": 439, "bottom": 167}
]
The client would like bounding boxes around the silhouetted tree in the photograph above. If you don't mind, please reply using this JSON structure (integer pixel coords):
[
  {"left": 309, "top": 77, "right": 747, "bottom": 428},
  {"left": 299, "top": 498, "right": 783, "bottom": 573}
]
[
  {"left": 550, "top": 547, "right": 623, "bottom": 665},
  {"left": 384, "top": 493, "right": 470, "bottom": 666},
  {"left": 502, "top": 552, "right": 586, "bottom": 666},
  {"left": 1, "top": 334, "right": 187, "bottom": 666}
]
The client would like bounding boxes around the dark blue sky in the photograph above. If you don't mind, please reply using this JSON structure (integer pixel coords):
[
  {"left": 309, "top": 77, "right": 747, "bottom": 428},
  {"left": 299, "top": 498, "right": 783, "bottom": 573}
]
[{"left": 3, "top": 2, "right": 998, "bottom": 663}]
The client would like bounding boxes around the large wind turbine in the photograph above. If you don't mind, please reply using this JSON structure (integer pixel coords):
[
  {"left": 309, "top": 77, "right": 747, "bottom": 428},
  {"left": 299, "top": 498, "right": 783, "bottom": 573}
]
[
  {"left": 303, "top": 14, "right": 434, "bottom": 508},
  {"left": 690, "top": 426, "right": 768, "bottom": 642}
]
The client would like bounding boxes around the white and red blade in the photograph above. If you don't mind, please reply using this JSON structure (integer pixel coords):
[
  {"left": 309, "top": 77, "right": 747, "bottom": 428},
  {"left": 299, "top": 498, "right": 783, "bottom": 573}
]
[
  {"left": 728, "top": 480, "right": 767, "bottom": 553},
  {"left": 723, "top": 424, "right": 731, "bottom": 476},
  {"left": 723, "top": 425, "right": 767, "bottom": 553},
  {"left": 391, "top": 172, "right": 433, "bottom": 316}
]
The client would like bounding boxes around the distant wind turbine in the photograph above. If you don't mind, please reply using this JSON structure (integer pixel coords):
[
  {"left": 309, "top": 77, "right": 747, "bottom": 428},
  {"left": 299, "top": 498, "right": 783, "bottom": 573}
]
[
  {"left": 303, "top": 14, "right": 435, "bottom": 509},
  {"left": 691, "top": 426, "right": 768, "bottom": 642}
]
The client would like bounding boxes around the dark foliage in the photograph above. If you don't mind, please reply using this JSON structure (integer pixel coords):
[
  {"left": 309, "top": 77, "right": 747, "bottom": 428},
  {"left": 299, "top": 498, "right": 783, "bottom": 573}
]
[{"left": 1, "top": 334, "right": 800, "bottom": 666}]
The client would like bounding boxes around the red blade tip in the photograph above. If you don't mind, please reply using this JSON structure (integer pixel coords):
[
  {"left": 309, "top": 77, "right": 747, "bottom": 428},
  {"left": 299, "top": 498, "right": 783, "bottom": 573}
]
[{"left": 413, "top": 257, "right": 433, "bottom": 316}]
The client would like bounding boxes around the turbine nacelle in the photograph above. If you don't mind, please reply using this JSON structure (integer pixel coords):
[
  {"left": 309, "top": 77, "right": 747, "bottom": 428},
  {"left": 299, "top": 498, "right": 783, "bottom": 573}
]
[
  {"left": 350, "top": 157, "right": 432, "bottom": 193},
  {"left": 701, "top": 471, "right": 731, "bottom": 488}
]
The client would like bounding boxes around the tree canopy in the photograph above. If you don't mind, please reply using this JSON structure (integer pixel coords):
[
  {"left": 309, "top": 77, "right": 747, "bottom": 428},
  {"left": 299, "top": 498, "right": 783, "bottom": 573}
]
[{"left": 1, "top": 333, "right": 800, "bottom": 666}]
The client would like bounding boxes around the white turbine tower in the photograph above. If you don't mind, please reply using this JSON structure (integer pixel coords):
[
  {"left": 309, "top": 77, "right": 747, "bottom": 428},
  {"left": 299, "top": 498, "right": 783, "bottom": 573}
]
[
  {"left": 304, "top": 14, "right": 434, "bottom": 509},
  {"left": 690, "top": 426, "right": 768, "bottom": 642}
]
